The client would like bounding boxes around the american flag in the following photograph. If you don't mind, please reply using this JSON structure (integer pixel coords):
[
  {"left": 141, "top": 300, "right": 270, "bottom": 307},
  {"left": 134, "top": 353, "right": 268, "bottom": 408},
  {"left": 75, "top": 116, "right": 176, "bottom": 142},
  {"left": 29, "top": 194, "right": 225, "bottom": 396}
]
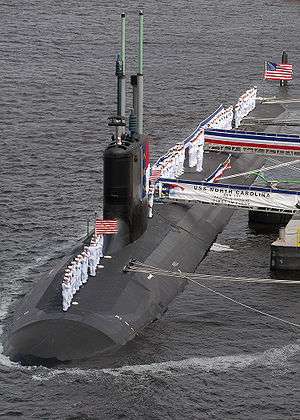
[
  {"left": 213, "top": 159, "right": 232, "bottom": 182},
  {"left": 149, "top": 168, "right": 162, "bottom": 183},
  {"left": 264, "top": 62, "right": 293, "bottom": 81},
  {"left": 95, "top": 219, "right": 118, "bottom": 235},
  {"left": 207, "top": 157, "right": 231, "bottom": 183}
]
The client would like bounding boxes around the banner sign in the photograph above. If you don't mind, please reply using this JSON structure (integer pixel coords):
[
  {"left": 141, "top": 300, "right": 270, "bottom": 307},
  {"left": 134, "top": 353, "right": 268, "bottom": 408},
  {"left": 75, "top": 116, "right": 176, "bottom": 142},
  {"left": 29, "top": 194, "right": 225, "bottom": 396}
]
[
  {"left": 205, "top": 129, "right": 300, "bottom": 152},
  {"left": 159, "top": 179, "right": 300, "bottom": 212}
]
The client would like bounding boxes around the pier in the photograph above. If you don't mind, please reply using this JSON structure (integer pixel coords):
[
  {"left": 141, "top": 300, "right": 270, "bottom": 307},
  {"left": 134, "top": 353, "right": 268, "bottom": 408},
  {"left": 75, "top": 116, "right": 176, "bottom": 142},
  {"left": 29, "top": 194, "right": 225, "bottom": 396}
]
[
  {"left": 271, "top": 212, "right": 300, "bottom": 270},
  {"left": 151, "top": 86, "right": 300, "bottom": 271}
]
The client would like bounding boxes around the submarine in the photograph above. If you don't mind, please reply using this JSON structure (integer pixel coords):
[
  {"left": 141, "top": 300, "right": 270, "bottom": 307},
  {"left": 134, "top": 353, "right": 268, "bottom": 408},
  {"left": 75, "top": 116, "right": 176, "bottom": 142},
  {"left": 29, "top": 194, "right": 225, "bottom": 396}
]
[{"left": 4, "top": 12, "right": 264, "bottom": 363}]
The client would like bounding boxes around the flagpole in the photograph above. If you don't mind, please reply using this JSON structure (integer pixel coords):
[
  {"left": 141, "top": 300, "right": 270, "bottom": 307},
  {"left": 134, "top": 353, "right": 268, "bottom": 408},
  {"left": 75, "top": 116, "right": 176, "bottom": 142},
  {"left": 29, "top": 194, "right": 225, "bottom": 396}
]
[
  {"left": 87, "top": 218, "right": 90, "bottom": 237},
  {"left": 281, "top": 51, "right": 288, "bottom": 87}
]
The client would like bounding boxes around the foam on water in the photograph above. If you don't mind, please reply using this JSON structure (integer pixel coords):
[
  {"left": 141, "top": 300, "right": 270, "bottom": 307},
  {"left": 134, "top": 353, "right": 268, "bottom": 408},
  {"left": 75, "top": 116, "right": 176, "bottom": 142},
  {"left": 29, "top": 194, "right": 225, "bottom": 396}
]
[
  {"left": 0, "top": 312, "right": 20, "bottom": 369},
  {"left": 102, "top": 342, "right": 300, "bottom": 377},
  {"left": 210, "top": 243, "right": 234, "bottom": 252},
  {"left": 27, "top": 341, "right": 300, "bottom": 382}
]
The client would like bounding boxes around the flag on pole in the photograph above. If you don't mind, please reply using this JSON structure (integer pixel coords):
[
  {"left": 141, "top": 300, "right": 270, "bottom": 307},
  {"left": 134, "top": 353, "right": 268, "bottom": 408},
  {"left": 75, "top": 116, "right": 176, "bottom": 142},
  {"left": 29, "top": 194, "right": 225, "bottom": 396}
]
[
  {"left": 213, "top": 159, "right": 232, "bottom": 182},
  {"left": 95, "top": 219, "right": 118, "bottom": 235},
  {"left": 264, "top": 61, "right": 293, "bottom": 81},
  {"left": 149, "top": 168, "right": 162, "bottom": 183},
  {"left": 206, "top": 157, "right": 232, "bottom": 183}
]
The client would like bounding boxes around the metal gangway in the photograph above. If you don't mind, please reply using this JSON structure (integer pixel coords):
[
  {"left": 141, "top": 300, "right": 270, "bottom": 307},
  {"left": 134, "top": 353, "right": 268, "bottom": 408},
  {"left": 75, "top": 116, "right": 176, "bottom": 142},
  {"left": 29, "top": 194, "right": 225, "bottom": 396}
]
[
  {"left": 155, "top": 178, "right": 300, "bottom": 215},
  {"left": 204, "top": 128, "right": 300, "bottom": 157}
]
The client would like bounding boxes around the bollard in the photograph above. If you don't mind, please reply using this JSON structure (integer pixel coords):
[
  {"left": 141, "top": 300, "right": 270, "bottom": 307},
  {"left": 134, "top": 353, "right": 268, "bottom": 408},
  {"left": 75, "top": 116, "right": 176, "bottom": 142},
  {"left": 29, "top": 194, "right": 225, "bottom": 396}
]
[
  {"left": 280, "top": 51, "right": 288, "bottom": 87},
  {"left": 279, "top": 227, "right": 285, "bottom": 241}
]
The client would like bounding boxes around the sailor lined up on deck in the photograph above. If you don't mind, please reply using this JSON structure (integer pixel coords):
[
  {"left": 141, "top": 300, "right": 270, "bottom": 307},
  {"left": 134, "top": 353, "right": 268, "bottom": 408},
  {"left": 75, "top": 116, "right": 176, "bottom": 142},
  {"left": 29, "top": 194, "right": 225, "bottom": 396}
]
[
  {"left": 234, "top": 87, "right": 257, "bottom": 128},
  {"left": 148, "top": 134, "right": 204, "bottom": 218},
  {"left": 61, "top": 234, "right": 104, "bottom": 311},
  {"left": 205, "top": 87, "right": 257, "bottom": 130},
  {"left": 206, "top": 106, "right": 233, "bottom": 130}
]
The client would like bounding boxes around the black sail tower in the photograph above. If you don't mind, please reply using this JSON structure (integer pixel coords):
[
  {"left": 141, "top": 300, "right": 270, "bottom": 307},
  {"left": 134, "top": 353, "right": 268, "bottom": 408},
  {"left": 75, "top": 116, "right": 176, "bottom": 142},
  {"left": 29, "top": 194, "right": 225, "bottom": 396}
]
[{"left": 103, "top": 11, "right": 148, "bottom": 246}]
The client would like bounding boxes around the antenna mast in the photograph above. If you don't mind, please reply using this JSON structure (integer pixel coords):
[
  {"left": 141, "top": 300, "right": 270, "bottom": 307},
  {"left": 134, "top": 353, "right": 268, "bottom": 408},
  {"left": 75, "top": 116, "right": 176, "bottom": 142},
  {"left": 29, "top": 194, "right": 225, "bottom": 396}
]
[{"left": 137, "top": 11, "right": 144, "bottom": 137}]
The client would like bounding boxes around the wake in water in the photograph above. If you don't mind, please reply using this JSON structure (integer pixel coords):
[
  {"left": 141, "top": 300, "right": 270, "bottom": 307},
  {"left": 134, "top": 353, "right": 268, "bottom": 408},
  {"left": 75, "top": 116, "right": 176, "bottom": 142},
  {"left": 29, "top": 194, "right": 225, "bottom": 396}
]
[
  {"left": 0, "top": 301, "right": 19, "bottom": 369},
  {"left": 27, "top": 341, "right": 300, "bottom": 382},
  {"left": 102, "top": 342, "right": 300, "bottom": 377}
]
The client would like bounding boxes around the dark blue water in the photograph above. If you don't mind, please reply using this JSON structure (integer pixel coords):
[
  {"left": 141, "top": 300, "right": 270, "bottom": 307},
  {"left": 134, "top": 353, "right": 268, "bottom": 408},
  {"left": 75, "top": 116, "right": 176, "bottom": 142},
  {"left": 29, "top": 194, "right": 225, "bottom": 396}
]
[{"left": 0, "top": 1, "right": 299, "bottom": 419}]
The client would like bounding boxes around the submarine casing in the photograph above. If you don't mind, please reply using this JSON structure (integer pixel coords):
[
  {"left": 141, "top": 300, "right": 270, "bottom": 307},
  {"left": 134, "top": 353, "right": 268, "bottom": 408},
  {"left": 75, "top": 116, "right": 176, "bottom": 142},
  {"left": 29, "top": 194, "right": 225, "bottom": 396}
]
[
  {"left": 4, "top": 153, "right": 264, "bottom": 363},
  {"left": 3, "top": 11, "right": 265, "bottom": 363}
]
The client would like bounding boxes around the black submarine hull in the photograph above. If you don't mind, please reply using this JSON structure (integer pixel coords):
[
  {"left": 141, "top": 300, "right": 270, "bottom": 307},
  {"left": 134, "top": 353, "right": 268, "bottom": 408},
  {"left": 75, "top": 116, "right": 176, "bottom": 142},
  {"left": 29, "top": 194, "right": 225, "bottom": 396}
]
[{"left": 4, "top": 153, "right": 263, "bottom": 362}]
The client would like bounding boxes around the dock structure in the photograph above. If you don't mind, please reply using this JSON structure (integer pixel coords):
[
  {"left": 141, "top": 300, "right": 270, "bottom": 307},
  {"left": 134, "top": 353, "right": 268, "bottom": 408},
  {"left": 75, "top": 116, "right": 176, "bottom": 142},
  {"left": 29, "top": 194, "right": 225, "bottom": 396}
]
[
  {"left": 239, "top": 83, "right": 300, "bottom": 269},
  {"left": 242, "top": 89, "right": 300, "bottom": 227},
  {"left": 271, "top": 212, "right": 300, "bottom": 270}
]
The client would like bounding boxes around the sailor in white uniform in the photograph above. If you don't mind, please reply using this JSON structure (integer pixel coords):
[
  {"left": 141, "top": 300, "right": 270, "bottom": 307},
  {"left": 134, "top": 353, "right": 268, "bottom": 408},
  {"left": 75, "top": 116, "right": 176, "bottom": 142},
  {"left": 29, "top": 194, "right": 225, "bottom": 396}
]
[
  {"left": 163, "top": 158, "right": 171, "bottom": 178},
  {"left": 234, "top": 103, "right": 240, "bottom": 128},
  {"left": 170, "top": 153, "right": 176, "bottom": 178},
  {"left": 95, "top": 235, "right": 104, "bottom": 265},
  {"left": 70, "top": 262, "right": 78, "bottom": 295},
  {"left": 65, "top": 265, "right": 74, "bottom": 296},
  {"left": 62, "top": 274, "right": 72, "bottom": 311},
  {"left": 174, "top": 150, "right": 180, "bottom": 178},
  {"left": 65, "top": 272, "right": 73, "bottom": 307},
  {"left": 196, "top": 145, "right": 203, "bottom": 173},
  {"left": 160, "top": 162, "right": 167, "bottom": 179},
  {"left": 189, "top": 140, "right": 198, "bottom": 168},
  {"left": 75, "top": 255, "right": 83, "bottom": 291},
  {"left": 88, "top": 241, "right": 97, "bottom": 276},
  {"left": 81, "top": 248, "right": 90, "bottom": 283},
  {"left": 148, "top": 184, "right": 155, "bottom": 218},
  {"left": 177, "top": 144, "right": 185, "bottom": 176}
]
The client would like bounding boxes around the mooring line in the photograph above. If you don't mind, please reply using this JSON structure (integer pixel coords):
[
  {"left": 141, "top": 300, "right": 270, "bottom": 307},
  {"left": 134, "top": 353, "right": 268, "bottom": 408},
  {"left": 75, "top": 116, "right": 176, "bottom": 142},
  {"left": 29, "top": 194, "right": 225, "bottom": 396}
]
[
  {"left": 126, "top": 261, "right": 300, "bottom": 285},
  {"left": 218, "top": 159, "right": 300, "bottom": 181},
  {"left": 125, "top": 261, "right": 300, "bottom": 329}
]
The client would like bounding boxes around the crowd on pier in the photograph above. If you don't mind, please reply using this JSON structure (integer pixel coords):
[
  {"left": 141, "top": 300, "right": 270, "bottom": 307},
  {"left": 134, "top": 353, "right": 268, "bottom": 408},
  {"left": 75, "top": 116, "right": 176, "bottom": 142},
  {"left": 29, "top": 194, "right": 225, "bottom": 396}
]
[
  {"left": 61, "top": 235, "right": 104, "bottom": 311},
  {"left": 147, "top": 86, "right": 257, "bottom": 216},
  {"left": 205, "top": 106, "right": 234, "bottom": 130},
  {"left": 233, "top": 87, "right": 257, "bottom": 128}
]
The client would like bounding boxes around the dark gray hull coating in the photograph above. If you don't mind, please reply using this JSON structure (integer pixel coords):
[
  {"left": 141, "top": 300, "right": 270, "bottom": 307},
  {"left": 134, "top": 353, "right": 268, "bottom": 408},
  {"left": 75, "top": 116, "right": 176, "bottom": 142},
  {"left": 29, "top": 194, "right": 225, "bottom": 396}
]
[{"left": 4, "top": 153, "right": 263, "bottom": 362}]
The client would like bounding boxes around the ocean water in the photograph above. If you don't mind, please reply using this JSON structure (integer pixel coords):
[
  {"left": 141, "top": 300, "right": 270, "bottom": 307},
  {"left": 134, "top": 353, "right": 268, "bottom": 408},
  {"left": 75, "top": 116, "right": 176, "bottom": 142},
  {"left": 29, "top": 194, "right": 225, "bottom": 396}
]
[{"left": 0, "top": 0, "right": 299, "bottom": 419}]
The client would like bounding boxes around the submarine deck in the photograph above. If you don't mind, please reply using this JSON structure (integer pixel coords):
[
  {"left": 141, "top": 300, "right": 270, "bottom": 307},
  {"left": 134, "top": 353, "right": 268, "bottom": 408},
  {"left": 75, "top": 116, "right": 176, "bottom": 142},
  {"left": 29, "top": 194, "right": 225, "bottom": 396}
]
[{"left": 9, "top": 152, "right": 263, "bottom": 331}]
